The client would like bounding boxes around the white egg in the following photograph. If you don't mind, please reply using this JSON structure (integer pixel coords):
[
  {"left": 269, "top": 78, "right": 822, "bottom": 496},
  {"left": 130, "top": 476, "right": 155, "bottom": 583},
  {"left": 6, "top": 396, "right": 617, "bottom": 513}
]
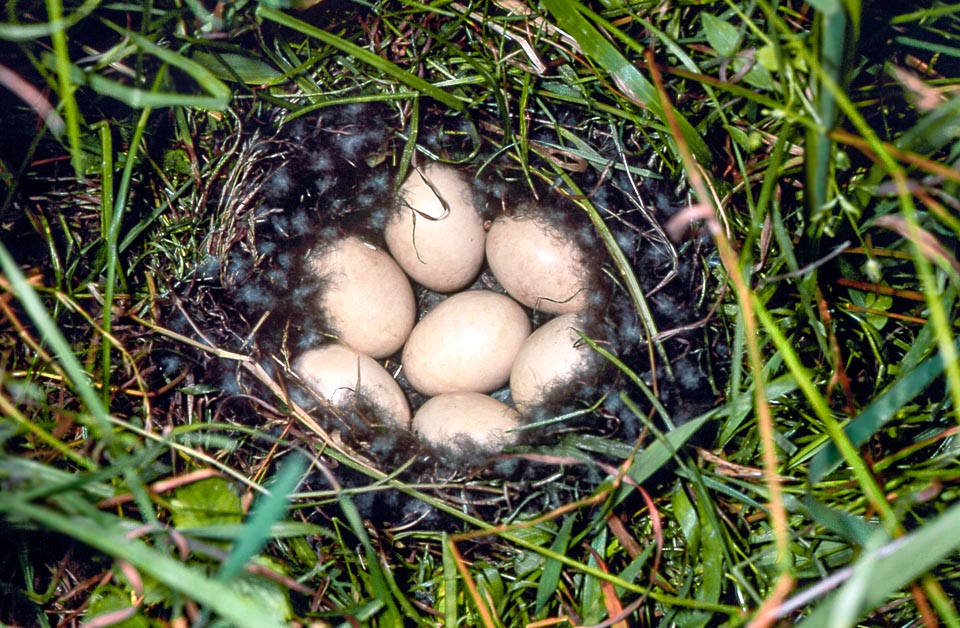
[
  {"left": 413, "top": 392, "right": 522, "bottom": 451},
  {"left": 510, "top": 313, "right": 598, "bottom": 410},
  {"left": 485, "top": 214, "right": 589, "bottom": 314},
  {"left": 307, "top": 236, "right": 415, "bottom": 359},
  {"left": 293, "top": 344, "right": 411, "bottom": 428},
  {"left": 402, "top": 290, "right": 531, "bottom": 396},
  {"left": 384, "top": 163, "right": 486, "bottom": 292}
]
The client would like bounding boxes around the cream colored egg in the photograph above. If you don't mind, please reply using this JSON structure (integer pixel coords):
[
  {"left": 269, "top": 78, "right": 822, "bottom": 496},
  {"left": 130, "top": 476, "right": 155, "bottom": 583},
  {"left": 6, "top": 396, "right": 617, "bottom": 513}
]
[
  {"left": 402, "top": 291, "right": 531, "bottom": 396},
  {"left": 307, "top": 236, "right": 415, "bottom": 359},
  {"left": 510, "top": 313, "right": 597, "bottom": 410},
  {"left": 486, "top": 214, "right": 589, "bottom": 314},
  {"left": 385, "top": 163, "right": 486, "bottom": 292},
  {"left": 293, "top": 344, "right": 411, "bottom": 428},
  {"left": 413, "top": 392, "right": 522, "bottom": 451}
]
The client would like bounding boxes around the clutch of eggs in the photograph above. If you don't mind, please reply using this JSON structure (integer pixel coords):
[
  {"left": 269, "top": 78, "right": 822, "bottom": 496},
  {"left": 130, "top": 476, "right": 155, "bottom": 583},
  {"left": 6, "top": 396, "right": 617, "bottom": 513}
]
[{"left": 293, "top": 162, "right": 608, "bottom": 459}]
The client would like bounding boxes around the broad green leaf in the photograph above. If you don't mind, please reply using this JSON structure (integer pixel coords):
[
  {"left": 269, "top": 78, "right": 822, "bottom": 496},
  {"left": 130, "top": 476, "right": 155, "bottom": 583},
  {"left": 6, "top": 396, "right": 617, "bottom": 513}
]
[
  {"left": 170, "top": 477, "right": 242, "bottom": 529},
  {"left": 804, "top": 494, "right": 879, "bottom": 546},
  {"left": 701, "top": 12, "right": 740, "bottom": 58},
  {"left": 191, "top": 51, "right": 283, "bottom": 85}
]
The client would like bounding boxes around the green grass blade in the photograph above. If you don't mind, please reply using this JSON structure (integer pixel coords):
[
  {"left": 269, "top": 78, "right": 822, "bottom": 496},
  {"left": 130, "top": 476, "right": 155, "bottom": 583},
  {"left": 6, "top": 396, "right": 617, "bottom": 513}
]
[
  {"left": 808, "top": 332, "right": 960, "bottom": 483},
  {"left": 535, "top": 514, "right": 575, "bottom": 616},
  {"left": 256, "top": 5, "right": 463, "bottom": 112},
  {"left": 337, "top": 492, "right": 403, "bottom": 624},
  {"left": 45, "top": 0, "right": 83, "bottom": 177},
  {"left": 540, "top": 0, "right": 712, "bottom": 166},
  {"left": 217, "top": 454, "right": 307, "bottom": 582},
  {"left": 794, "top": 499, "right": 960, "bottom": 627}
]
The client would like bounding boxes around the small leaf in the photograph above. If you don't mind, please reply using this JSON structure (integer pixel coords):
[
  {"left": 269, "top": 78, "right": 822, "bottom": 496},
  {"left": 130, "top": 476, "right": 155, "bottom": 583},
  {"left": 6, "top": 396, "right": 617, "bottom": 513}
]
[
  {"left": 170, "top": 477, "right": 242, "bottom": 529},
  {"left": 191, "top": 51, "right": 283, "bottom": 85},
  {"left": 701, "top": 13, "right": 740, "bottom": 58}
]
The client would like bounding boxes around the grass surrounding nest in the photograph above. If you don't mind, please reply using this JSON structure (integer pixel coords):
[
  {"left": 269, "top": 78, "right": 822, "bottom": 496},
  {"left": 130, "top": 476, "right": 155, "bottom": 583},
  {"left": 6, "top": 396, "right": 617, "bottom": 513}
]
[{"left": 1, "top": 1, "right": 960, "bottom": 626}]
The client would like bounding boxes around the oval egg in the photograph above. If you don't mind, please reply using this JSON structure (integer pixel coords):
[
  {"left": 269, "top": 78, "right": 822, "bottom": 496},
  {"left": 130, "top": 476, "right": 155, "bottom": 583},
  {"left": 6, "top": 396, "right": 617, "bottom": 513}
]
[
  {"left": 293, "top": 343, "right": 411, "bottom": 428},
  {"left": 402, "top": 290, "right": 531, "bottom": 396},
  {"left": 307, "top": 236, "right": 416, "bottom": 359},
  {"left": 384, "top": 163, "right": 486, "bottom": 292},
  {"left": 510, "top": 313, "right": 600, "bottom": 410},
  {"left": 413, "top": 392, "right": 522, "bottom": 452},
  {"left": 486, "top": 214, "right": 590, "bottom": 314}
]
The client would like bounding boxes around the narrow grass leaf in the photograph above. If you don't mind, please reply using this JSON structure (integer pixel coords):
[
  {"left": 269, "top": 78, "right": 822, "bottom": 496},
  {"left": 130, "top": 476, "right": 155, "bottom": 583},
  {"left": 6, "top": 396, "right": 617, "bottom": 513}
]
[
  {"left": 795, "top": 499, "right": 960, "bottom": 627},
  {"left": 615, "top": 412, "right": 712, "bottom": 505},
  {"left": 804, "top": 494, "right": 879, "bottom": 546},
  {"left": 808, "top": 333, "right": 960, "bottom": 483},
  {"left": 337, "top": 492, "right": 403, "bottom": 624},
  {"left": 48, "top": 22, "right": 232, "bottom": 110},
  {"left": 535, "top": 514, "right": 575, "bottom": 616},
  {"left": 442, "top": 532, "right": 457, "bottom": 628},
  {"left": 218, "top": 453, "right": 306, "bottom": 582},
  {"left": 256, "top": 5, "right": 463, "bottom": 112}
]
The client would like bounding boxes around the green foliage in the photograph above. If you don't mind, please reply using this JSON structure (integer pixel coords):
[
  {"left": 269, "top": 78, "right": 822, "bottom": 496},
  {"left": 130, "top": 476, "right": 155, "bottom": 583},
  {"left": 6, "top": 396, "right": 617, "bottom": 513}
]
[{"left": 1, "top": 0, "right": 959, "bottom": 626}]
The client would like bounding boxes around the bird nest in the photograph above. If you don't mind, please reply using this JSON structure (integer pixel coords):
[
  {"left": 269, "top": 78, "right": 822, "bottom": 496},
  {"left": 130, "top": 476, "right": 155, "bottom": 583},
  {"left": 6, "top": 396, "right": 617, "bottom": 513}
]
[{"left": 161, "top": 98, "right": 722, "bottom": 526}]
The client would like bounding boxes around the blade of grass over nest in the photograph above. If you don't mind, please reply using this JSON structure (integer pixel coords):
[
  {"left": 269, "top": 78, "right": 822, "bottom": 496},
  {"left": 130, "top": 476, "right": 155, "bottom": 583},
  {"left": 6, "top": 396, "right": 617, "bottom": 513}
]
[
  {"left": 643, "top": 46, "right": 796, "bottom": 617},
  {"left": 257, "top": 5, "right": 463, "bottom": 112},
  {"left": 793, "top": 499, "right": 960, "bottom": 627},
  {"left": 217, "top": 454, "right": 307, "bottom": 582},
  {"left": 0, "top": 498, "right": 288, "bottom": 628},
  {"left": 540, "top": 0, "right": 711, "bottom": 167},
  {"left": 546, "top": 168, "right": 671, "bottom": 376}
]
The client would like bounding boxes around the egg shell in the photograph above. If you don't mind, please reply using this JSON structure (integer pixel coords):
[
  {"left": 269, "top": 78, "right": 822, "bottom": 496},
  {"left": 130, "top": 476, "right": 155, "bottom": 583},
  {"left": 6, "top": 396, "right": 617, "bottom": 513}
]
[
  {"left": 510, "top": 313, "right": 597, "bottom": 410},
  {"left": 293, "top": 344, "right": 411, "bottom": 428},
  {"left": 485, "top": 214, "right": 590, "bottom": 314},
  {"left": 413, "top": 392, "right": 522, "bottom": 451},
  {"left": 307, "top": 236, "right": 416, "bottom": 359},
  {"left": 385, "top": 163, "right": 486, "bottom": 292},
  {"left": 402, "top": 290, "right": 531, "bottom": 396}
]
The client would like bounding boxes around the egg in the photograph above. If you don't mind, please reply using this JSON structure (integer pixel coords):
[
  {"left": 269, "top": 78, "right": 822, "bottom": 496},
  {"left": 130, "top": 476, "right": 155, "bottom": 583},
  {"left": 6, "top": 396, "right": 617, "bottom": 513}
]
[
  {"left": 384, "top": 163, "right": 486, "bottom": 292},
  {"left": 307, "top": 236, "right": 415, "bottom": 359},
  {"left": 402, "top": 290, "right": 531, "bottom": 396},
  {"left": 413, "top": 392, "right": 522, "bottom": 452},
  {"left": 510, "top": 313, "right": 600, "bottom": 410},
  {"left": 293, "top": 343, "right": 411, "bottom": 428},
  {"left": 485, "top": 214, "right": 590, "bottom": 314}
]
